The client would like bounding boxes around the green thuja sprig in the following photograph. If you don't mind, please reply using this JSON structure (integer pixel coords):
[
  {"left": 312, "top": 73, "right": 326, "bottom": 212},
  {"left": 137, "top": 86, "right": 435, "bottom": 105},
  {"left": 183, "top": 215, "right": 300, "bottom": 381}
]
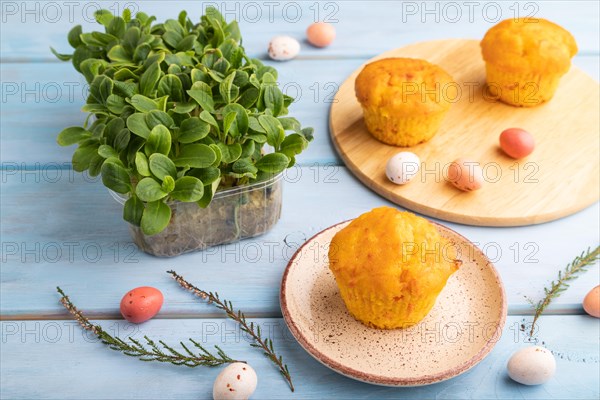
[
  {"left": 167, "top": 270, "right": 294, "bottom": 392},
  {"left": 527, "top": 246, "right": 600, "bottom": 337},
  {"left": 57, "top": 286, "right": 239, "bottom": 367}
]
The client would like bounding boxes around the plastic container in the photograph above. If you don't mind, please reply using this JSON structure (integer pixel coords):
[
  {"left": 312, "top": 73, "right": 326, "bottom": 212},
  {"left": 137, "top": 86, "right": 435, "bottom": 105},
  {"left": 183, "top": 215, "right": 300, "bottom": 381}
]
[{"left": 110, "top": 173, "right": 283, "bottom": 257}]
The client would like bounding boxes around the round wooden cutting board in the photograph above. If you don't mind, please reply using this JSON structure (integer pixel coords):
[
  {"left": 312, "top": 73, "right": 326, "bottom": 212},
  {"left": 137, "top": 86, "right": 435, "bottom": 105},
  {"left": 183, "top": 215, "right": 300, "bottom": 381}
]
[{"left": 329, "top": 39, "right": 600, "bottom": 226}]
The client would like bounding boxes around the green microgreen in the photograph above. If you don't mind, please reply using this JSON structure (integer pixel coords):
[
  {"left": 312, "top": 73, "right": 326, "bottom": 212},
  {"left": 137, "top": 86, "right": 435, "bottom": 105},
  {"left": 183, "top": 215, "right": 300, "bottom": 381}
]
[{"left": 54, "top": 7, "right": 313, "bottom": 235}]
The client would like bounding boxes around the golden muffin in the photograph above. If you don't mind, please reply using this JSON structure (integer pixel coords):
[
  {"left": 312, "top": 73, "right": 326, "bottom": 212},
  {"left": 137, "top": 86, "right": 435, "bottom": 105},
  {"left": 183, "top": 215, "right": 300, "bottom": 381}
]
[
  {"left": 355, "top": 58, "right": 454, "bottom": 147},
  {"left": 328, "top": 207, "right": 460, "bottom": 329},
  {"left": 481, "top": 18, "right": 578, "bottom": 107}
]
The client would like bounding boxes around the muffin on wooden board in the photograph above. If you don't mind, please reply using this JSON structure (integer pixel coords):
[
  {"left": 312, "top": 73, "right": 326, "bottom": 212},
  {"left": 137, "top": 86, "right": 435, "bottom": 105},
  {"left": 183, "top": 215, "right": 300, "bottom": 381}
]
[
  {"left": 355, "top": 58, "right": 454, "bottom": 147},
  {"left": 481, "top": 18, "right": 578, "bottom": 107},
  {"left": 328, "top": 207, "right": 461, "bottom": 329}
]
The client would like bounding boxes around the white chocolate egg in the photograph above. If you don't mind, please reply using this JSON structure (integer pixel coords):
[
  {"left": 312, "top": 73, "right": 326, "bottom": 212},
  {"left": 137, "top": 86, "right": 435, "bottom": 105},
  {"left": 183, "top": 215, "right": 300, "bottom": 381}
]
[
  {"left": 507, "top": 346, "right": 556, "bottom": 385},
  {"left": 385, "top": 152, "right": 420, "bottom": 185},
  {"left": 268, "top": 36, "right": 300, "bottom": 61},
  {"left": 446, "top": 158, "right": 484, "bottom": 192},
  {"left": 213, "top": 362, "right": 257, "bottom": 400}
]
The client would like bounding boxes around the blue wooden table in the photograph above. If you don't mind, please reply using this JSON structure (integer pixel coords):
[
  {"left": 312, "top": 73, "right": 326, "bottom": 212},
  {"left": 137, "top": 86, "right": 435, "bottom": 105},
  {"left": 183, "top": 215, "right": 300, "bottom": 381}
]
[{"left": 1, "top": 1, "right": 599, "bottom": 398}]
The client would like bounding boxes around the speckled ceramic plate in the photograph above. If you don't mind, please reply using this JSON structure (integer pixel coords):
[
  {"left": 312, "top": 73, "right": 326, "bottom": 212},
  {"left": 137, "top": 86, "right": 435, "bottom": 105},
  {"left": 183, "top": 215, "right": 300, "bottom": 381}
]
[{"left": 280, "top": 220, "right": 507, "bottom": 386}]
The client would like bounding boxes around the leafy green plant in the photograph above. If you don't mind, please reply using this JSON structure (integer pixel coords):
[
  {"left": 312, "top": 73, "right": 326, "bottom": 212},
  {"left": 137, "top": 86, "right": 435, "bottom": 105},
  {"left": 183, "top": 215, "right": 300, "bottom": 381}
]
[{"left": 53, "top": 7, "right": 312, "bottom": 235}]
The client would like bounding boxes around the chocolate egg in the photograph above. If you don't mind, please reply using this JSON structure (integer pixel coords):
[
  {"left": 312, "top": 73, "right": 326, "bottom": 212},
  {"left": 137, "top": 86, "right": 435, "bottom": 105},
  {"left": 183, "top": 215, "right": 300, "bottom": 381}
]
[
  {"left": 583, "top": 285, "right": 600, "bottom": 318},
  {"left": 306, "top": 22, "right": 336, "bottom": 48},
  {"left": 507, "top": 346, "right": 556, "bottom": 385},
  {"left": 446, "top": 158, "right": 484, "bottom": 191},
  {"left": 385, "top": 152, "right": 420, "bottom": 185},
  {"left": 120, "top": 286, "right": 164, "bottom": 324},
  {"left": 500, "top": 128, "right": 535, "bottom": 159},
  {"left": 267, "top": 36, "right": 300, "bottom": 61},
  {"left": 213, "top": 362, "right": 257, "bottom": 400}
]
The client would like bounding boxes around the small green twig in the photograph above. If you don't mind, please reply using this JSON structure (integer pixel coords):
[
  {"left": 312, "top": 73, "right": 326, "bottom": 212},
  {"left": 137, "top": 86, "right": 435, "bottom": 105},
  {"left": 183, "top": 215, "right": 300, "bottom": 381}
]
[
  {"left": 167, "top": 270, "right": 295, "bottom": 392},
  {"left": 57, "top": 286, "right": 239, "bottom": 367},
  {"left": 528, "top": 246, "right": 600, "bottom": 337}
]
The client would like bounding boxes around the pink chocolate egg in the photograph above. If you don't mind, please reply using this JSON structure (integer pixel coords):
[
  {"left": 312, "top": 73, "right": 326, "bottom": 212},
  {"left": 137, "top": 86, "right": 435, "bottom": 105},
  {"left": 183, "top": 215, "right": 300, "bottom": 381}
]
[
  {"left": 500, "top": 128, "right": 535, "bottom": 159},
  {"left": 583, "top": 285, "right": 600, "bottom": 318},
  {"left": 120, "top": 286, "right": 164, "bottom": 323},
  {"left": 447, "top": 158, "right": 484, "bottom": 192},
  {"left": 306, "top": 22, "right": 336, "bottom": 48}
]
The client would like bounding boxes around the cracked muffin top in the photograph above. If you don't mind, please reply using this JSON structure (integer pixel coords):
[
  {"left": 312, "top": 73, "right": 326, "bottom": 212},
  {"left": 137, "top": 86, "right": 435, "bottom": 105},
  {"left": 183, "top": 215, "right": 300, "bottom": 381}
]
[
  {"left": 481, "top": 18, "right": 577, "bottom": 73},
  {"left": 355, "top": 58, "right": 455, "bottom": 116}
]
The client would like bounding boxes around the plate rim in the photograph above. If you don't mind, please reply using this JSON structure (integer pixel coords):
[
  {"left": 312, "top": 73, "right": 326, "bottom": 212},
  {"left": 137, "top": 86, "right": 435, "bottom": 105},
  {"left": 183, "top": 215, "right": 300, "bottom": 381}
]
[{"left": 280, "top": 218, "right": 508, "bottom": 386}]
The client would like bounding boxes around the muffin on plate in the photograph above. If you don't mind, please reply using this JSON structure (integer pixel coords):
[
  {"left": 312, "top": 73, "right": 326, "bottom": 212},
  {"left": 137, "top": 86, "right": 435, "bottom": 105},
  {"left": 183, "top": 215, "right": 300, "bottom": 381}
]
[
  {"left": 355, "top": 58, "right": 454, "bottom": 147},
  {"left": 328, "top": 207, "right": 461, "bottom": 329},
  {"left": 480, "top": 18, "right": 578, "bottom": 107}
]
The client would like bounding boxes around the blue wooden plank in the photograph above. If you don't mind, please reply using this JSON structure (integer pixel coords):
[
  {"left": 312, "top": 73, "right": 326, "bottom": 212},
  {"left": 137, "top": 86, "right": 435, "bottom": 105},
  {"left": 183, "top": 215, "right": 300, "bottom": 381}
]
[
  {"left": 1, "top": 1, "right": 599, "bottom": 61},
  {"left": 1, "top": 167, "right": 598, "bottom": 318},
  {"left": 1, "top": 2, "right": 598, "bottom": 399},
  {"left": 1, "top": 56, "right": 598, "bottom": 167},
  {"left": 1, "top": 316, "right": 598, "bottom": 399}
]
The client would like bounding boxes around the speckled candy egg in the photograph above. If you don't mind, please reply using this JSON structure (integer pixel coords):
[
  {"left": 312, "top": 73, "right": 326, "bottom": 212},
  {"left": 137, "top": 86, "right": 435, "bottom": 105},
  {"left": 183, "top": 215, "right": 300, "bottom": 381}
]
[
  {"left": 213, "top": 362, "right": 257, "bottom": 400},
  {"left": 268, "top": 36, "right": 300, "bottom": 61},
  {"left": 385, "top": 152, "right": 420, "bottom": 185},
  {"left": 583, "top": 285, "right": 600, "bottom": 318},
  {"left": 446, "top": 158, "right": 484, "bottom": 192},
  {"left": 500, "top": 128, "right": 535, "bottom": 159},
  {"left": 120, "top": 286, "right": 163, "bottom": 324},
  {"left": 306, "top": 22, "right": 336, "bottom": 47},
  {"left": 507, "top": 346, "right": 556, "bottom": 385}
]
